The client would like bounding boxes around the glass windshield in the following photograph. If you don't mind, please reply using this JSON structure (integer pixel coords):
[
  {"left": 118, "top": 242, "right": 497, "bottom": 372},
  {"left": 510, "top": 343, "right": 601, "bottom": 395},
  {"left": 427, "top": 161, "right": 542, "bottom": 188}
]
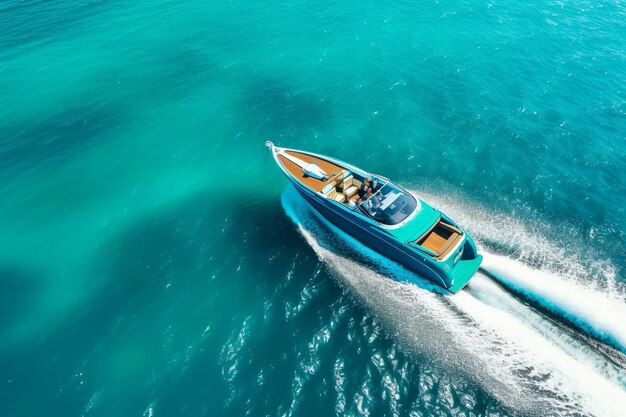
[{"left": 357, "top": 181, "right": 418, "bottom": 225}]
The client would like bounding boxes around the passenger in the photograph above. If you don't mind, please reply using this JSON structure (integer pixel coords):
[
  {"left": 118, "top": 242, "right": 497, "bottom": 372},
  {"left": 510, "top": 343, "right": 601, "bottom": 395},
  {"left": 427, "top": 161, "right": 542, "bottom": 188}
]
[
  {"left": 359, "top": 177, "right": 373, "bottom": 198},
  {"left": 366, "top": 189, "right": 381, "bottom": 209},
  {"left": 363, "top": 189, "right": 376, "bottom": 211}
]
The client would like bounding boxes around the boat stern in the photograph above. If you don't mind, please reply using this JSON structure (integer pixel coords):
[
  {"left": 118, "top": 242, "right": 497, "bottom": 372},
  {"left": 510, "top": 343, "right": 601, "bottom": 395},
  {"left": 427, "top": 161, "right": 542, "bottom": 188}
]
[
  {"left": 446, "top": 237, "right": 482, "bottom": 293},
  {"left": 448, "top": 256, "right": 483, "bottom": 293}
]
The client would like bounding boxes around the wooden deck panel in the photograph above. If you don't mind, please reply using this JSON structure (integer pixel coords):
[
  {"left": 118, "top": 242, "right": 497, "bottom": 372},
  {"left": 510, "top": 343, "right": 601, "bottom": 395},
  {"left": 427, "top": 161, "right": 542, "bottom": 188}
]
[
  {"left": 278, "top": 150, "right": 346, "bottom": 192},
  {"left": 418, "top": 222, "right": 463, "bottom": 260},
  {"left": 421, "top": 232, "right": 447, "bottom": 253}
]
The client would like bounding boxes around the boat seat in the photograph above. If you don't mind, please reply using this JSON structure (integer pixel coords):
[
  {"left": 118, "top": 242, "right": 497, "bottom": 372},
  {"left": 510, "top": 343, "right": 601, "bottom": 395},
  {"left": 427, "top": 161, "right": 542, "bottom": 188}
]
[
  {"left": 321, "top": 182, "right": 336, "bottom": 195},
  {"left": 324, "top": 186, "right": 346, "bottom": 203},
  {"left": 342, "top": 175, "right": 361, "bottom": 198}
]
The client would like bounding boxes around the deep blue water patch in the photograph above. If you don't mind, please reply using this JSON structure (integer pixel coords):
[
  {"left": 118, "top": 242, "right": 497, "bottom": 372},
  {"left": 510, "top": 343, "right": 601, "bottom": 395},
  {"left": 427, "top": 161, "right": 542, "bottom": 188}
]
[{"left": 1, "top": 101, "right": 126, "bottom": 173}]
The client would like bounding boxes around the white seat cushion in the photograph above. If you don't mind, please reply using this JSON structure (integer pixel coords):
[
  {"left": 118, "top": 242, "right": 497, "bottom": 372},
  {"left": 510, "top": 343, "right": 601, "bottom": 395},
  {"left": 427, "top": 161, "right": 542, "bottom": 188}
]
[
  {"left": 334, "top": 193, "right": 346, "bottom": 203},
  {"left": 321, "top": 183, "right": 335, "bottom": 195},
  {"left": 344, "top": 185, "right": 358, "bottom": 198}
]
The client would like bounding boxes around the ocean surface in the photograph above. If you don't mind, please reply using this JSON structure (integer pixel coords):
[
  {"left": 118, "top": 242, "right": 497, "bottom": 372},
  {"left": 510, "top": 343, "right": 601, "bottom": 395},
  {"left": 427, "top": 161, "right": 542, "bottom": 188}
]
[{"left": 1, "top": 1, "right": 625, "bottom": 416}]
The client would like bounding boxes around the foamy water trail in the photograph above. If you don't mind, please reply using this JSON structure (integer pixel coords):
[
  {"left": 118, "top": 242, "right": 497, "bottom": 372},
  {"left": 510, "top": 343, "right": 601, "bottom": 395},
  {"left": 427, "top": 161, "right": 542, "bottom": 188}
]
[
  {"left": 281, "top": 186, "right": 626, "bottom": 416},
  {"left": 454, "top": 277, "right": 626, "bottom": 416},
  {"left": 462, "top": 276, "right": 626, "bottom": 387},
  {"left": 414, "top": 189, "right": 626, "bottom": 353},
  {"left": 481, "top": 253, "right": 626, "bottom": 352}
]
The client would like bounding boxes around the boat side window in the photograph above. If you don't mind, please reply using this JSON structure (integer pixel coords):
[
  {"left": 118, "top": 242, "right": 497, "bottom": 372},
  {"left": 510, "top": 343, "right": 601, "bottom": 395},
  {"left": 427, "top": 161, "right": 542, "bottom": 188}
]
[{"left": 357, "top": 181, "right": 417, "bottom": 225}]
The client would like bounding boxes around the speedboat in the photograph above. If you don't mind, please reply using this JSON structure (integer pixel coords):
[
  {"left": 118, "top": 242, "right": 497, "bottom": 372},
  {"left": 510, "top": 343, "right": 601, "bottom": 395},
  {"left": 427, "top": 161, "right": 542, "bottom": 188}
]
[{"left": 266, "top": 141, "right": 482, "bottom": 293}]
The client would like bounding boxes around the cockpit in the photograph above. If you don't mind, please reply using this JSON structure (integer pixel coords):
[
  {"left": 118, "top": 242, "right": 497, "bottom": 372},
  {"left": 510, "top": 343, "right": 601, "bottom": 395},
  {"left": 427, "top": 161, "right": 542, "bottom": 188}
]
[
  {"left": 320, "top": 170, "right": 418, "bottom": 226},
  {"left": 357, "top": 180, "right": 418, "bottom": 225}
]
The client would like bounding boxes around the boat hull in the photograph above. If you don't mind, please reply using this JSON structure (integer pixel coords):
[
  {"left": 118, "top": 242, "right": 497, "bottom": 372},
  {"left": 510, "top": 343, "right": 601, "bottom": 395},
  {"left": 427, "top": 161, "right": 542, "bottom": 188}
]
[
  {"left": 288, "top": 179, "right": 458, "bottom": 290},
  {"left": 267, "top": 142, "right": 482, "bottom": 293}
]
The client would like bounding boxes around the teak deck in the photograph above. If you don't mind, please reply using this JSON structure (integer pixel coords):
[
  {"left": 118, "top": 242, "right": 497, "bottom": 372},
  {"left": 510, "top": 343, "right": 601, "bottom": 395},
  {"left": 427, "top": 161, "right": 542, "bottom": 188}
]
[
  {"left": 417, "top": 220, "right": 463, "bottom": 260},
  {"left": 278, "top": 150, "right": 345, "bottom": 192}
]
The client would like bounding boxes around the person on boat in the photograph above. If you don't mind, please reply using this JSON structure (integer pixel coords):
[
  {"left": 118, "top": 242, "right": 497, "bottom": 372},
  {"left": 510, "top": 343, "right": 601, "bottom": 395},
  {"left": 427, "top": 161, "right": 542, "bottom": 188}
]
[
  {"left": 361, "top": 189, "right": 380, "bottom": 213},
  {"left": 359, "top": 177, "right": 373, "bottom": 198}
]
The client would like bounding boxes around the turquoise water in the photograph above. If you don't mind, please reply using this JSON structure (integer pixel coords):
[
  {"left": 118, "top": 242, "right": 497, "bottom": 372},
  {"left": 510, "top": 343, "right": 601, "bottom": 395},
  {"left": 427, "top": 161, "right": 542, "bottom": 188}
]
[{"left": 1, "top": 0, "right": 625, "bottom": 416}]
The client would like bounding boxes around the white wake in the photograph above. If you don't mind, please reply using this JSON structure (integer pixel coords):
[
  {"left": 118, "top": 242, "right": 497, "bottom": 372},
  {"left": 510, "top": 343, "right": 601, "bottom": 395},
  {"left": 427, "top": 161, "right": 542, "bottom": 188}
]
[
  {"left": 281, "top": 186, "right": 626, "bottom": 417},
  {"left": 415, "top": 188, "right": 626, "bottom": 353}
]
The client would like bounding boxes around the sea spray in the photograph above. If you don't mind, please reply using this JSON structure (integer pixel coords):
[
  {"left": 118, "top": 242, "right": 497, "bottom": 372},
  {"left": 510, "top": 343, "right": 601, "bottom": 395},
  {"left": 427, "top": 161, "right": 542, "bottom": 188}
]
[
  {"left": 281, "top": 186, "right": 626, "bottom": 416},
  {"left": 413, "top": 188, "right": 626, "bottom": 353},
  {"left": 480, "top": 252, "right": 626, "bottom": 353},
  {"left": 281, "top": 187, "right": 531, "bottom": 413}
]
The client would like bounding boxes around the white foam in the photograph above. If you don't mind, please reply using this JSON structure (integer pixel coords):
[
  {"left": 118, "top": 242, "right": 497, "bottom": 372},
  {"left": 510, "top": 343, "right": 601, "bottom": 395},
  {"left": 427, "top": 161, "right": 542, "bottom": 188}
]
[
  {"left": 413, "top": 188, "right": 626, "bottom": 352},
  {"left": 481, "top": 252, "right": 626, "bottom": 351},
  {"left": 281, "top": 186, "right": 626, "bottom": 416},
  {"left": 454, "top": 277, "right": 626, "bottom": 416},
  {"left": 464, "top": 275, "right": 626, "bottom": 387}
]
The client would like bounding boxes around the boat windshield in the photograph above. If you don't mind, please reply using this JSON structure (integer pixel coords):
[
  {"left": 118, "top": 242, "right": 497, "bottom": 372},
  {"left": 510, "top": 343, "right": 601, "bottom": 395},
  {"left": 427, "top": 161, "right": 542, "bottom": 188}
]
[{"left": 357, "top": 181, "right": 418, "bottom": 225}]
